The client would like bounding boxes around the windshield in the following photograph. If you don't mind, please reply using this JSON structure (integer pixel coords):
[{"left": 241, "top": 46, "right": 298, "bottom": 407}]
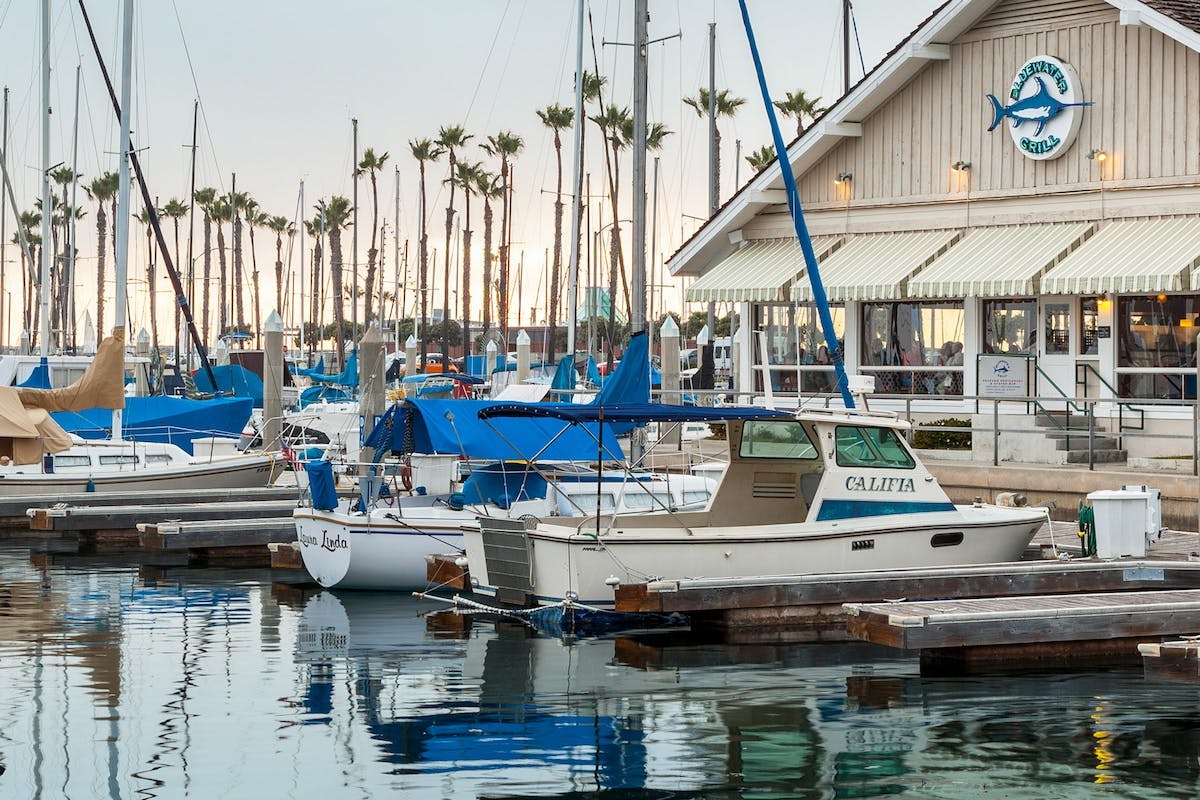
[{"left": 834, "top": 425, "right": 914, "bottom": 469}]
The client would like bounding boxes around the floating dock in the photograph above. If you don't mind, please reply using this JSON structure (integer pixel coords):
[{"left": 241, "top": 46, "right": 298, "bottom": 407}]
[
  {"left": 1140, "top": 639, "right": 1200, "bottom": 682},
  {"left": 845, "top": 589, "right": 1200, "bottom": 672}
]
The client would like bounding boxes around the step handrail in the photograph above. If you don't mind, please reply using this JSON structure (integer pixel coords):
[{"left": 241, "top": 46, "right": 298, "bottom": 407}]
[{"left": 1075, "top": 361, "right": 1146, "bottom": 435}]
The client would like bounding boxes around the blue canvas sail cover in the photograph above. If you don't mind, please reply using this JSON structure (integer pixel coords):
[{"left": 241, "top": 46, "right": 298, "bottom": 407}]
[
  {"left": 305, "top": 460, "right": 338, "bottom": 511},
  {"left": 191, "top": 364, "right": 264, "bottom": 406},
  {"left": 586, "top": 355, "right": 604, "bottom": 387},
  {"left": 363, "top": 399, "right": 625, "bottom": 462},
  {"left": 593, "top": 331, "right": 650, "bottom": 407},
  {"left": 308, "top": 352, "right": 358, "bottom": 387},
  {"left": 549, "top": 354, "right": 577, "bottom": 401},
  {"left": 293, "top": 354, "right": 326, "bottom": 378},
  {"left": 52, "top": 395, "right": 254, "bottom": 455},
  {"left": 17, "top": 358, "right": 52, "bottom": 389}
]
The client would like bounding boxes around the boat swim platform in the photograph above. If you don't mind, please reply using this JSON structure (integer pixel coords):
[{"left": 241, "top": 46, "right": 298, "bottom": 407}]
[
  {"left": 845, "top": 589, "right": 1200, "bottom": 673},
  {"left": 614, "top": 558, "right": 1200, "bottom": 638}
]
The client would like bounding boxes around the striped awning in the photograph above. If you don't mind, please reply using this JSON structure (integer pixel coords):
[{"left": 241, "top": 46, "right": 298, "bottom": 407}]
[
  {"left": 792, "top": 229, "right": 961, "bottom": 302},
  {"left": 1041, "top": 217, "right": 1200, "bottom": 294},
  {"left": 685, "top": 236, "right": 840, "bottom": 303},
  {"left": 906, "top": 222, "right": 1094, "bottom": 298}
]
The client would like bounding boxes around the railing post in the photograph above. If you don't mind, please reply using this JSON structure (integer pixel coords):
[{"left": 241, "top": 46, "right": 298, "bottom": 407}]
[
  {"left": 1194, "top": 334, "right": 1199, "bottom": 478},
  {"left": 1087, "top": 401, "right": 1095, "bottom": 471},
  {"left": 905, "top": 397, "right": 913, "bottom": 444},
  {"left": 993, "top": 398, "right": 999, "bottom": 467}
]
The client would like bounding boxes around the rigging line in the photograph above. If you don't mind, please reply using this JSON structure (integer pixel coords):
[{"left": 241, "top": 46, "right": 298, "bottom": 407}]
[
  {"left": 850, "top": 1, "right": 868, "bottom": 78},
  {"left": 482, "top": 0, "right": 528, "bottom": 133},
  {"left": 168, "top": 0, "right": 224, "bottom": 193},
  {"left": 463, "top": 0, "right": 513, "bottom": 128}
]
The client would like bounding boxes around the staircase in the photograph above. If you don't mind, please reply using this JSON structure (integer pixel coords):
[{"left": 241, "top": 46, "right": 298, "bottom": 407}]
[{"left": 1033, "top": 410, "right": 1127, "bottom": 465}]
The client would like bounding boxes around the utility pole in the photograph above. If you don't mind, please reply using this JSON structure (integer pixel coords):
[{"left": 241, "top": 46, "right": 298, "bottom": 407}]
[{"left": 351, "top": 117, "right": 359, "bottom": 348}]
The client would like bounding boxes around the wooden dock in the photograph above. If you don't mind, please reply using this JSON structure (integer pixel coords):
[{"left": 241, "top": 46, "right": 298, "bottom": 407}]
[
  {"left": 1140, "top": 639, "right": 1200, "bottom": 682},
  {"left": 845, "top": 589, "right": 1200, "bottom": 672},
  {"left": 29, "top": 500, "right": 298, "bottom": 533},
  {"left": 0, "top": 486, "right": 306, "bottom": 527}
]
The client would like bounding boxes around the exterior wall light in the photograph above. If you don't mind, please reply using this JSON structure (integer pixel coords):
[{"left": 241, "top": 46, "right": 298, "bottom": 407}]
[
  {"left": 835, "top": 171, "right": 852, "bottom": 184},
  {"left": 1087, "top": 148, "right": 1107, "bottom": 162},
  {"left": 951, "top": 160, "right": 971, "bottom": 171}
]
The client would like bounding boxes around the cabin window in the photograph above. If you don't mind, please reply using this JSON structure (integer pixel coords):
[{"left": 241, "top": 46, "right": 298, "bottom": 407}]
[
  {"left": 739, "top": 420, "right": 819, "bottom": 460},
  {"left": 681, "top": 490, "right": 711, "bottom": 507},
  {"left": 622, "top": 491, "right": 671, "bottom": 511},
  {"left": 834, "top": 426, "right": 915, "bottom": 469},
  {"left": 53, "top": 455, "right": 91, "bottom": 468},
  {"left": 145, "top": 454, "right": 173, "bottom": 464},
  {"left": 557, "top": 492, "right": 616, "bottom": 516},
  {"left": 99, "top": 455, "right": 139, "bottom": 465}
]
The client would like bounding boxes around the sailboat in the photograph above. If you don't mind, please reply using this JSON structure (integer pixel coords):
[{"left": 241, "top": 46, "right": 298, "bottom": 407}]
[{"left": 0, "top": 0, "right": 281, "bottom": 496}]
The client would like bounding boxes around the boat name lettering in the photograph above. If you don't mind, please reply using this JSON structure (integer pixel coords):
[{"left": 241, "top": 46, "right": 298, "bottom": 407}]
[
  {"left": 298, "top": 529, "right": 348, "bottom": 552},
  {"left": 844, "top": 476, "right": 915, "bottom": 493}
]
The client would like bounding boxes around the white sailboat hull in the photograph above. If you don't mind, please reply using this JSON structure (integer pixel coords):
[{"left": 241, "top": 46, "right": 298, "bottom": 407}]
[{"left": 465, "top": 505, "right": 1045, "bottom": 607}]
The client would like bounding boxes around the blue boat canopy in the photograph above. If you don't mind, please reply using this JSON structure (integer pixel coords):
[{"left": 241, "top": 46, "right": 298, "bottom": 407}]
[
  {"left": 363, "top": 398, "right": 625, "bottom": 461},
  {"left": 478, "top": 402, "right": 792, "bottom": 424}
]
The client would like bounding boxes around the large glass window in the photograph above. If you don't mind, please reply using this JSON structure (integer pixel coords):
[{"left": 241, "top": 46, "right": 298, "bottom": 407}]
[
  {"left": 754, "top": 303, "right": 845, "bottom": 393},
  {"left": 740, "top": 420, "right": 820, "bottom": 460},
  {"left": 1044, "top": 303, "right": 1070, "bottom": 355},
  {"left": 1080, "top": 297, "right": 1099, "bottom": 356},
  {"left": 1117, "top": 294, "right": 1199, "bottom": 399},
  {"left": 983, "top": 299, "right": 1037, "bottom": 354},
  {"left": 834, "top": 426, "right": 915, "bottom": 469},
  {"left": 861, "top": 301, "right": 965, "bottom": 395}
]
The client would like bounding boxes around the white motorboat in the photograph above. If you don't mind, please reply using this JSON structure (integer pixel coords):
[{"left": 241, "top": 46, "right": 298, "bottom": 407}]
[
  {"left": 294, "top": 461, "right": 717, "bottom": 591},
  {"left": 465, "top": 404, "right": 1046, "bottom": 607}
]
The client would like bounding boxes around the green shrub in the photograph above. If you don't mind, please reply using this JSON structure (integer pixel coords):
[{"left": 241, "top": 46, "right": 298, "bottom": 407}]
[{"left": 911, "top": 417, "right": 971, "bottom": 450}]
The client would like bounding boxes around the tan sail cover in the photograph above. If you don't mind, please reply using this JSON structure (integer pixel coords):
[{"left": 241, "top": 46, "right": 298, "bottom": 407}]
[
  {"left": 16, "top": 326, "right": 126, "bottom": 412},
  {"left": 0, "top": 386, "right": 72, "bottom": 464}
]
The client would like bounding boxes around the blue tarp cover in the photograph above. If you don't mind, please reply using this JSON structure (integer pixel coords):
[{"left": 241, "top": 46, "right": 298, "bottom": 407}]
[
  {"left": 549, "top": 355, "right": 576, "bottom": 401},
  {"left": 293, "top": 355, "right": 325, "bottom": 378},
  {"left": 459, "top": 463, "right": 549, "bottom": 508},
  {"left": 53, "top": 395, "right": 254, "bottom": 455},
  {"left": 478, "top": 402, "right": 792, "bottom": 424},
  {"left": 309, "top": 352, "right": 358, "bottom": 387},
  {"left": 305, "top": 460, "right": 338, "bottom": 511},
  {"left": 191, "top": 364, "right": 264, "bottom": 406},
  {"left": 363, "top": 399, "right": 625, "bottom": 461},
  {"left": 586, "top": 355, "right": 604, "bottom": 387},
  {"left": 298, "top": 386, "right": 349, "bottom": 408}
]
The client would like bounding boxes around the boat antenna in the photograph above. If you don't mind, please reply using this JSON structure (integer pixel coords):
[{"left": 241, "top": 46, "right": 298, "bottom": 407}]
[
  {"left": 736, "top": 0, "right": 854, "bottom": 409},
  {"left": 76, "top": 0, "right": 219, "bottom": 392}
]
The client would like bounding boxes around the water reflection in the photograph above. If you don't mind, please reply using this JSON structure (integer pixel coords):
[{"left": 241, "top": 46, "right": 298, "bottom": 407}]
[{"left": 0, "top": 542, "right": 1199, "bottom": 798}]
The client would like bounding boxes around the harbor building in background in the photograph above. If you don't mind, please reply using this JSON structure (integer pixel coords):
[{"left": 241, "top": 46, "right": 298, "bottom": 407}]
[{"left": 670, "top": 0, "right": 1200, "bottom": 465}]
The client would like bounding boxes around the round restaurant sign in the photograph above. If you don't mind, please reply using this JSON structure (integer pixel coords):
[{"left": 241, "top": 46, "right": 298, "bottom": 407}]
[{"left": 986, "top": 54, "right": 1091, "bottom": 161}]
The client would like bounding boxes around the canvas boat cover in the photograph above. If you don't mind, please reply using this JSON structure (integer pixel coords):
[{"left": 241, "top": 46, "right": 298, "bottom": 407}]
[
  {"left": 0, "top": 386, "right": 72, "bottom": 464},
  {"left": 53, "top": 395, "right": 253, "bottom": 455},
  {"left": 17, "top": 326, "right": 126, "bottom": 412}
]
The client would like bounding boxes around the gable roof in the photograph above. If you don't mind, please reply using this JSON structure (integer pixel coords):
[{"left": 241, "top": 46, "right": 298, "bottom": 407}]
[{"left": 668, "top": 0, "right": 1200, "bottom": 278}]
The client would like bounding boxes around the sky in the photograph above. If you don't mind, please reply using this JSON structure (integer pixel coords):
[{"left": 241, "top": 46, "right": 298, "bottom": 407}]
[{"left": 0, "top": 0, "right": 940, "bottom": 347}]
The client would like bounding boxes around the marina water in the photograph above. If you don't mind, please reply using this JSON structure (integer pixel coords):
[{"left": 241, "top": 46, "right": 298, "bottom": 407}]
[{"left": 0, "top": 541, "right": 1197, "bottom": 799}]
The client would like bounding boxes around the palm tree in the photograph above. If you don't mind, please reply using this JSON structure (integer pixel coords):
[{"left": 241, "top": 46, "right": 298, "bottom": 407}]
[
  {"left": 537, "top": 103, "right": 574, "bottom": 360},
  {"left": 304, "top": 215, "right": 325, "bottom": 351},
  {"left": 683, "top": 88, "right": 746, "bottom": 207},
  {"left": 475, "top": 171, "right": 503, "bottom": 343},
  {"left": 773, "top": 89, "right": 825, "bottom": 138},
  {"left": 355, "top": 147, "right": 389, "bottom": 325},
  {"left": 193, "top": 187, "right": 218, "bottom": 344},
  {"left": 573, "top": 72, "right": 605, "bottom": 310},
  {"left": 209, "top": 196, "right": 231, "bottom": 337},
  {"left": 267, "top": 215, "right": 292, "bottom": 315},
  {"left": 409, "top": 138, "right": 443, "bottom": 369},
  {"left": 590, "top": 103, "right": 632, "bottom": 365},
  {"left": 18, "top": 210, "right": 41, "bottom": 348},
  {"left": 241, "top": 196, "right": 268, "bottom": 341},
  {"left": 161, "top": 198, "right": 189, "bottom": 353},
  {"left": 482, "top": 131, "right": 523, "bottom": 344},
  {"left": 746, "top": 144, "right": 777, "bottom": 173},
  {"left": 50, "top": 166, "right": 80, "bottom": 343},
  {"left": 436, "top": 125, "right": 471, "bottom": 359},
  {"left": 447, "top": 160, "right": 481, "bottom": 357},
  {"left": 228, "top": 191, "right": 249, "bottom": 334},
  {"left": 86, "top": 171, "right": 118, "bottom": 337},
  {"left": 134, "top": 204, "right": 160, "bottom": 354},
  {"left": 316, "top": 196, "right": 352, "bottom": 362}
]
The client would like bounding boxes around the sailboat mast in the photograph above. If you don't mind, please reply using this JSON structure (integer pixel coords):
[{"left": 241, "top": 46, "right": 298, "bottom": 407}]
[
  {"left": 393, "top": 165, "right": 400, "bottom": 351},
  {"left": 184, "top": 99, "right": 198, "bottom": 367},
  {"left": 68, "top": 64, "right": 82, "bottom": 352},
  {"left": 112, "top": 0, "right": 135, "bottom": 440},
  {"left": 351, "top": 117, "right": 359, "bottom": 345},
  {"left": 298, "top": 179, "right": 305, "bottom": 365},
  {"left": 630, "top": 0, "right": 647, "bottom": 335},
  {"left": 38, "top": 0, "right": 52, "bottom": 357},
  {"left": 1, "top": 86, "right": 8, "bottom": 349},
  {"left": 564, "top": 0, "right": 585, "bottom": 358}
]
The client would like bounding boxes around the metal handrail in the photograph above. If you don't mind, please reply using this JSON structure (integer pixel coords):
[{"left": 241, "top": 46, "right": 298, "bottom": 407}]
[{"left": 1075, "top": 361, "right": 1146, "bottom": 436}]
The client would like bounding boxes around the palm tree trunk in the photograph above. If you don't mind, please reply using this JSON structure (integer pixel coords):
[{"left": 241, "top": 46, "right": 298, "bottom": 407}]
[
  {"left": 274, "top": 234, "right": 284, "bottom": 316},
  {"left": 147, "top": 225, "right": 159, "bottom": 354},
  {"left": 461, "top": 192, "right": 472, "bottom": 358},
  {"left": 248, "top": 226, "right": 261, "bottom": 342},
  {"left": 442, "top": 151, "right": 457, "bottom": 359},
  {"left": 96, "top": 207, "right": 108, "bottom": 339},
  {"left": 418, "top": 163, "right": 429, "bottom": 369},
  {"left": 482, "top": 199, "right": 493, "bottom": 340},
  {"left": 172, "top": 218, "right": 182, "bottom": 355},
  {"left": 498, "top": 157, "right": 509, "bottom": 346},
  {"left": 329, "top": 229, "right": 346, "bottom": 368},
  {"left": 233, "top": 213, "right": 245, "bottom": 333},
  {"left": 365, "top": 172, "right": 379, "bottom": 324},
  {"left": 216, "top": 224, "right": 228, "bottom": 336}
]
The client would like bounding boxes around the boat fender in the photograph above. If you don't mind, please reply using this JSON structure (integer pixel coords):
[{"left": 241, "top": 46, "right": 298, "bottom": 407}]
[
  {"left": 414, "top": 485, "right": 427, "bottom": 496},
  {"left": 86, "top": 479, "right": 95, "bottom": 493},
  {"left": 447, "top": 493, "right": 465, "bottom": 511}
]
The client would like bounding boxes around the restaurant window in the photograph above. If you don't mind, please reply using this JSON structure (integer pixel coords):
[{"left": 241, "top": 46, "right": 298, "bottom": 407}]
[
  {"left": 861, "top": 301, "right": 964, "bottom": 395},
  {"left": 1080, "top": 297, "right": 1099, "bottom": 356},
  {"left": 1044, "top": 303, "right": 1070, "bottom": 355},
  {"left": 753, "top": 302, "right": 844, "bottom": 393},
  {"left": 983, "top": 299, "right": 1037, "bottom": 354},
  {"left": 1116, "top": 294, "right": 1199, "bottom": 399}
]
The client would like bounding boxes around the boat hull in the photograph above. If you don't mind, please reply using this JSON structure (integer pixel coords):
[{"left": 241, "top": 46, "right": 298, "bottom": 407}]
[
  {"left": 465, "top": 506, "right": 1046, "bottom": 607},
  {"left": 294, "top": 508, "right": 465, "bottom": 590},
  {"left": 0, "top": 453, "right": 279, "bottom": 496}
]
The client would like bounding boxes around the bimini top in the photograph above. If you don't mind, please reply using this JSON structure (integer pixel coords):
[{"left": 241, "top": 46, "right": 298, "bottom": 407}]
[
  {"left": 363, "top": 399, "right": 626, "bottom": 461},
  {"left": 477, "top": 402, "right": 793, "bottom": 424}
]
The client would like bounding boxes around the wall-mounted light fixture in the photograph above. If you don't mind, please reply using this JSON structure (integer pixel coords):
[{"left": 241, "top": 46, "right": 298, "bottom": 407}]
[
  {"left": 834, "top": 171, "right": 852, "bottom": 184},
  {"left": 1087, "top": 148, "right": 1108, "bottom": 162},
  {"left": 951, "top": 160, "right": 971, "bottom": 171}
]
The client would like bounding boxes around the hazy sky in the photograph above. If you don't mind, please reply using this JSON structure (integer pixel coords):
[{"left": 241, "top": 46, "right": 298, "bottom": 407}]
[{"left": 0, "top": 0, "right": 939, "bottom": 343}]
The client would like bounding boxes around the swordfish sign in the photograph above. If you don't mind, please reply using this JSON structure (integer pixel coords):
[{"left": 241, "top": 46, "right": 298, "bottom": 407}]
[{"left": 986, "top": 54, "right": 1091, "bottom": 160}]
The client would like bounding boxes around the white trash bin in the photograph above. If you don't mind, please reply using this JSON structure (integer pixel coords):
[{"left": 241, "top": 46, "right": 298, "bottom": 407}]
[{"left": 1087, "top": 488, "right": 1150, "bottom": 559}]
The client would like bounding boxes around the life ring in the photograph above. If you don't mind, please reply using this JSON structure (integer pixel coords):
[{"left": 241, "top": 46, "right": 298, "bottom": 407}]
[{"left": 399, "top": 459, "right": 413, "bottom": 492}]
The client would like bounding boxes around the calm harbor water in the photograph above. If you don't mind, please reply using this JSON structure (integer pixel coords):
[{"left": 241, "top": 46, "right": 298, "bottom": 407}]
[{"left": 0, "top": 541, "right": 1198, "bottom": 799}]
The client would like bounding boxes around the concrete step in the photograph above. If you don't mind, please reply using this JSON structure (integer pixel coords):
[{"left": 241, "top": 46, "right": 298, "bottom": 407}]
[
  {"left": 1053, "top": 437, "right": 1121, "bottom": 451},
  {"left": 1064, "top": 449, "right": 1128, "bottom": 464},
  {"left": 1032, "top": 415, "right": 1105, "bottom": 431}
]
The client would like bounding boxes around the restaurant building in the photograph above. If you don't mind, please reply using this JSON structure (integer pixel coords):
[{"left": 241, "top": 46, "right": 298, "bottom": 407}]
[{"left": 669, "top": 0, "right": 1200, "bottom": 462}]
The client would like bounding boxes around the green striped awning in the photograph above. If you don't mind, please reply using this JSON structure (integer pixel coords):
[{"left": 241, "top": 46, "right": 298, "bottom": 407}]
[{"left": 685, "top": 236, "right": 840, "bottom": 303}]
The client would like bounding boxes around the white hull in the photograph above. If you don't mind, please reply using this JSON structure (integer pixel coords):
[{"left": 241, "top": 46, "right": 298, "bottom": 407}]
[
  {"left": 0, "top": 453, "right": 279, "bottom": 495},
  {"left": 294, "top": 505, "right": 466, "bottom": 590},
  {"left": 465, "top": 505, "right": 1045, "bottom": 607}
]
